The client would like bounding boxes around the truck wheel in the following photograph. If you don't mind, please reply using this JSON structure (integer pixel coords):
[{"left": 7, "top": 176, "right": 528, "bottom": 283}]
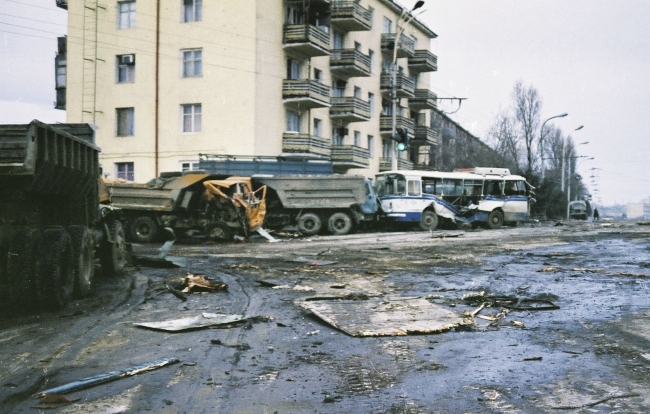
[
  {"left": 297, "top": 212, "right": 322, "bottom": 236},
  {"left": 130, "top": 216, "right": 158, "bottom": 243},
  {"left": 205, "top": 223, "right": 232, "bottom": 242},
  {"left": 486, "top": 210, "right": 504, "bottom": 229},
  {"left": 68, "top": 226, "right": 95, "bottom": 298},
  {"left": 101, "top": 220, "right": 127, "bottom": 276},
  {"left": 7, "top": 229, "right": 41, "bottom": 309},
  {"left": 38, "top": 229, "right": 75, "bottom": 311},
  {"left": 328, "top": 212, "right": 353, "bottom": 235},
  {"left": 419, "top": 211, "right": 439, "bottom": 231}
]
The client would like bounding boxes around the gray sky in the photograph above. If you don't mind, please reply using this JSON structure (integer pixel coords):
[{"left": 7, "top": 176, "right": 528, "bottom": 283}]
[{"left": 1, "top": 0, "right": 649, "bottom": 206}]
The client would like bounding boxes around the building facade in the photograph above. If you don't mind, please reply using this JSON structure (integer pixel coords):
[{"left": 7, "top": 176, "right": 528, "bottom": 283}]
[{"left": 57, "top": 0, "right": 439, "bottom": 182}]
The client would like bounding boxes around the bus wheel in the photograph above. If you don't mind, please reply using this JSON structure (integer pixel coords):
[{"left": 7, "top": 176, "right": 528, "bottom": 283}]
[
  {"left": 328, "top": 212, "right": 353, "bottom": 235},
  {"left": 297, "top": 212, "right": 322, "bottom": 236},
  {"left": 130, "top": 216, "right": 158, "bottom": 243},
  {"left": 419, "top": 211, "right": 439, "bottom": 231},
  {"left": 486, "top": 210, "right": 504, "bottom": 229}
]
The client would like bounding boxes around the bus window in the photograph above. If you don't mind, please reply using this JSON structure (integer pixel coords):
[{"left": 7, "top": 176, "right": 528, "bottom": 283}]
[
  {"left": 484, "top": 180, "right": 504, "bottom": 196},
  {"left": 408, "top": 180, "right": 421, "bottom": 196},
  {"left": 504, "top": 180, "right": 525, "bottom": 196}
]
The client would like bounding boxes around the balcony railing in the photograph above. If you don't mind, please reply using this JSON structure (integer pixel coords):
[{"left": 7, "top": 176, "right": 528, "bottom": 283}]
[
  {"left": 283, "top": 79, "right": 331, "bottom": 109},
  {"left": 330, "top": 49, "right": 371, "bottom": 78},
  {"left": 379, "top": 157, "right": 413, "bottom": 171},
  {"left": 409, "top": 89, "right": 438, "bottom": 110},
  {"left": 379, "top": 116, "right": 415, "bottom": 135},
  {"left": 412, "top": 125, "right": 438, "bottom": 145},
  {"left": 331, "top": 145, "right": 370, "bottom": 169},
  {"left": 282, "top": 133, "right": 332, "bottom": 157},
  {"left": 408, "top": 49, "right": 438, "bottom": 73},
  {"left": 381, "top": 33, "right": 415, "bottom": 59},
  {"left": 330, "top": 97, "right": 371, "bottom": 122},
  {"left": 380, "top": 73, "right": 415, "bottom": 98},
  {"left": 331, "top": 1, "right": 372, "bottom": 31},
  {"left": 283, "top": 24, "right": 330, "bottom": 57}
]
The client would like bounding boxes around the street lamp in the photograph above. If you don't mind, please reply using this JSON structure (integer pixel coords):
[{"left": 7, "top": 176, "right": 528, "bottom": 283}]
[
  {"left": 390, "top": 1, "right": 425, "bottom": 171},
  {"left": 540, "top": 113, "right": 568, "bottom": 180}
]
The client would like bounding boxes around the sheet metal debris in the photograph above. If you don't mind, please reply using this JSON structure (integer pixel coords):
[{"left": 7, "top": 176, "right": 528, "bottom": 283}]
[
  {"left": 180, "top": 274, "right": 228, "bottom": 293},
  {"left": 37, "top": 357, "right": 179, "bottom": 398},
  {"left": 298, "top": 297, "right": 464, "bottom": 337},
  {"left": 134, "top": 313, "right": 247, "bottom": 332}
]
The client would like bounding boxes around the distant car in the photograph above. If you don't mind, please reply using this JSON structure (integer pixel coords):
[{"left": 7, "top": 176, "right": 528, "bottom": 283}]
[{"left": 569, "top": 200, "right": 588, "bottom": 220}]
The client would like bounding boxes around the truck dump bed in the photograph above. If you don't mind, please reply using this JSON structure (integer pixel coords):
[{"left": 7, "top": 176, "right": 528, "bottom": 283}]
[{"left": 253, "top": 175, "right": 367, "bottom": 209}]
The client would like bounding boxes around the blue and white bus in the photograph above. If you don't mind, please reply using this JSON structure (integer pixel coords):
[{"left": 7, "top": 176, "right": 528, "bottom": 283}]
[{"left": 375, "top": 168, "right": 535, "bottom": 230}]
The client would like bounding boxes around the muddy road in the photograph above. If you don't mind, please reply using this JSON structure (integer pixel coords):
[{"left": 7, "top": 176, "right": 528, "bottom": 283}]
[{"left": 2, "top": 221, "right": 650, "bottom": 413}]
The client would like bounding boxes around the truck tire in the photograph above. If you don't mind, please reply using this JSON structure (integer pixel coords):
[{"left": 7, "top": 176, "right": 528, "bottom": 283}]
[
  {"left": 419, "top": 211, "right": 439, "bottom": 231},
  {"left": 101, "top": 220, "right": 127, "bottom": 276},
  {"left": 486, "top": 210, "right": 504, "bottom": 229},
  {"left": 130, "top": 216, "right": 158, "bottom": 243},
  {"left": 68, "top": 226, "right": 95, "bottom": 298},
  {"left": 297, "top": 212, "right": 322, "bottom": 236},
  {"left": 7, "top": 229, "right": 41, "bottom": 309},
  {"left": 37, "top": 229, "right": 75, "bottom": 311},
  {"left": 328, "top": 212, "right": 353, "bottom": 235},
  {"left": 205, "top": 223, "right": 232, "bottom": 242}
]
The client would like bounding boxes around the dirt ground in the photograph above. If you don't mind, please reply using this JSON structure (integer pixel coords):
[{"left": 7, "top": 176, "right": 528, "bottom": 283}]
[{"left": 2, "top": 220, "right": 650, "bottom": 413}]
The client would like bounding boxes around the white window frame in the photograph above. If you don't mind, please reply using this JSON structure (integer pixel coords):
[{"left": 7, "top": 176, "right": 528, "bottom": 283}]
[
  {"left": 116, "top": 55, "right": 135, "bottom": 83},
  {"left": 368, "top": 135, "right": 374, "bottom": 158},
  {"left": 180, "top": 161, "right": 200, "bottom": 172},
  {"left": 117, "top": 1, "right": 136, "bottom": 29},
  {"left": 313, "top": 118, "right": 322, "bottom": 137},
  {"left": 382, "top": 17, "right": 393, "bottom": 34},
  {"left": 116, "top": 162, "right": 134, "bottom": 181},
  {"left": 286, "top": 110, "right": 301, "bottom": 133},
  {"left": 287, "top": 58, "right": 301, "bottom": 80},
  {"left": 116, "top": 107, "right": 134, "bottom": 136},
  {"left": 181, "top": 104, "right": 202, "bottom": 133},
  {"left": 181, "top": 49, "right": 202, "bottom": 78},
  {"left": 354, "top": 130, "right": 360, "bottom": 147},
  {"left": 183, "top": 0, "right": 202, "bottom": 23}
]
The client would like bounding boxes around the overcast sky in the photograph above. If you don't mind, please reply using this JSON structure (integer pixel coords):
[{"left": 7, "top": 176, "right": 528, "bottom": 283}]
[{"left": 1, "top": 0, "right": 649, "bottom": 206}]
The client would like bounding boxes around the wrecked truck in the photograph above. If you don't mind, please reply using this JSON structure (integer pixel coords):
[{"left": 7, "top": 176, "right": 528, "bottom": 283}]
[
  {"left": 252, "top": 174, "right": 378, "bottom": 236},
  {"left": 0, "top": 121, "right": 127, "bottom": 311}
]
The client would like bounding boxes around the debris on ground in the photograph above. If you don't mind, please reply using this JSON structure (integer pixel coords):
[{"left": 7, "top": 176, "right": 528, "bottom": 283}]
[
  {"left": 537, "top": 267, "right": 563, "bottom": 272},
  {"left": 287, "top": 257, "right": 338, "bottom": 266},
  {"left": 134, "top": 313, "right": 247, "bottom": 332},
  {"left": 570, "top": 267, "right": 604, "bottom": 273},
  {"left": 551, "top": 393, "right": 640, "bottom": 410},
  {"left": 180, "top": 274, "right": 228, "bottom": 293},
  {"left": 134, "top": 228, "right": 187, "bottom": 268},
  {"left": 37, "top": 357, "right": 179, "bottom": 398},
  {"left": 610, "top": 271, "right": 647, "bottom": 278},
  {"left": 523, "top": 356, "right": 542, "bottom": 361},
  {"left": 32, "top": 394, "right": 80, "bottom": 409},
  {"left": 298, "top": 297, "right": 465, "bottom": 337}
]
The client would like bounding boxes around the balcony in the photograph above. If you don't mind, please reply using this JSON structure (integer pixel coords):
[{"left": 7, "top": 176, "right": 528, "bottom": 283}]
[
  {"left": 331, "top": 1, "right": 372, "bottom": 31},
  {"left": 412, "top": 125, "right": 438, "bottom": 145},
  {"left": 282, "top": 133, "right": 332, "bottom": 157},
  {"left": 330, "top": 49, "right": 371, "bottom": 78},
  {"left": 331, "top": 145, "right": 370, "bottom": 169},
  {"left": 408, "top": 49, "right": 438, "bottom": 73},
  {"left": 283, "top": 79, "right": 331, "bottom": 109},
  {"left": 379, "top": 157, "right": 414, "bottom": 172},
  {"left": 409, "top": 89, "right": 437, "bottom": 110},
  {"left": 330, "top": 97, "right": 371, "bottom": 122},
  {"left": 379, "top": 115, "right": 414, "bottom": 136},
  {"left": 283, "top": 24, "right": 330, "bottom": 57},
  {"left": 381, "top": 33, "right": 415, "bottom": 59},
  {"left": 380, "top": 73, "right": 415, "bottom": 98}
]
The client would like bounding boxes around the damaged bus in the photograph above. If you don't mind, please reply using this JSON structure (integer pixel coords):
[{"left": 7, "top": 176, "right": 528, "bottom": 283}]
[{"left": 375, "top": 168, "right": 535, "bottom": 230}]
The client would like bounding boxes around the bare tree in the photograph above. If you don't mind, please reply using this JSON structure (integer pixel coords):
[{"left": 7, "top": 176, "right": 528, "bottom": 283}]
[
  {"left": 486, "top": 110, "right": 521, "bottom": 173},
  {"left": 512, "top": 81, "right": 542, "bottom": 177}
]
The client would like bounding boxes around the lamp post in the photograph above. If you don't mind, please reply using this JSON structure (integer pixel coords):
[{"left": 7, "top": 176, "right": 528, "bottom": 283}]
[
  {"left": 390, "top": 1, "right": 424, "bottom": 171},
  {"left": 539, "top": 113, "right": 567, "bottom": 181}
]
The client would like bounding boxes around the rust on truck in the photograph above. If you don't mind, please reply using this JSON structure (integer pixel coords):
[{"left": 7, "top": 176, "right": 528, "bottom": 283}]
[{"left": 203, "top": 177, "right": 267, "bottom": 237}]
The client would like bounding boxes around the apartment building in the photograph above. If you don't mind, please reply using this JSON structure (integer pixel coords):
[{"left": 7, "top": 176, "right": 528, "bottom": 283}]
[{"left": 56, "top": 0, "right": 438, "bottom": 182}]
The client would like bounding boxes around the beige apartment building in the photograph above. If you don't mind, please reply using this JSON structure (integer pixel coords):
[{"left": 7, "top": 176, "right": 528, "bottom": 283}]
[{"left": 56, "top": 0, "right": 438, "bottom": 182}]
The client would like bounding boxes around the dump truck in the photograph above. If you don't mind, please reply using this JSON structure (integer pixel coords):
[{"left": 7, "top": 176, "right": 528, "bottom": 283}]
[
  {"left": 0, "top": 121, "right": 127, "bottom": 311},
  {"left": 569, "top": 200, "right": 589, "bottom": 220},
  {"left": 105, "top": 172, "right": 265, "bottom": 242},
  {"left": 252, "top": 174, "right": 378, "bottom": 236}
]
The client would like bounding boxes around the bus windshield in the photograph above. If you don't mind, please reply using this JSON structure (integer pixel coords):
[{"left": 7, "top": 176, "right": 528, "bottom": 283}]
[{"left": 375, "top": 174, "right": 407, "bottom": 197}]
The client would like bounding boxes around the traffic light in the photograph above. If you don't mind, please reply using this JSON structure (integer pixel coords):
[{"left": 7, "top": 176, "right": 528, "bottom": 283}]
[{"left": 392, "top": 128, "right": 409, "bottom": 151}]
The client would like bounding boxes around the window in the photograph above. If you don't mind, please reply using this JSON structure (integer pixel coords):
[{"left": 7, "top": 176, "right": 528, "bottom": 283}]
[
  {"left": 181, "top": 104, "right": 201, "bottom": 132},
  {"left": 183, "top": 0, "right": 202, "bottom": 22},
  {"left": 382, "top": 139, "right": 391, "bottom": 158},
  {"left": 354, "top": 86, "right": 362, "bottom": 99},
  {"left": 332, "top": 78, "right": 346, "bottom": 98},
  {"left": 411, "top": 34, "right": 418, "bottom": 49},
  {"left": 354, "top": 41, "right": 361, "bottom": 51},
  {"left": 182, "top": 49, "right": 202, "bottom": 77},
  {"left": 313, "top": 68, "right": 323, "bottom": 83},
  {"left": 116, "top": 54, "right": 135, "bottom": 83},
  {"left": 382, "top": 17, "right": 392, "bottom": 33},
  {"left": 118, "top": 1, "right": 136, "bottom": 29},
  {"left": 116, "top": 108, "right": 134, "bottom": 136},
  {"left": 410, "top": 72, "right": 419, "bottom": 88},
  {"left": 55, "top": 58, "right": 66, "bottom": 88},
  {"left": 116, "top": 162, "right": 134, "bottom": 181},
  {"left": 332, "top": 127, "right": 345, "bottom": 146},
  {"left": 313, "top": 118, "right": 322, "bottom": 137},
  {"left": 368, "top": 93, "right": 375, "bottom": 116},
  {"left": 354, "top": 131, "right": 360, "bottom": 146},
  {"left": 286, "top": 6, "right": 303, "bottom": 24},
  {"left": 382, "top": 58, "right": 392, "bottom": 74},
  {"left": 287, "top": 59, "right": 301, "bottom": 80},
  {"left": 333, "top": 31, "right": 344, "bottom": 49},
  {"left": 286, "top": 110, "right": 301, "bottom": 132},
  {"left": 367, "top": 135, "right": 374, "bottom": 157},
  {"left": 181, "top": 161, "right": 200, "bottom": 172},
  {"left": 368, "top": 49, "right": 375, "bottom": 74}
]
